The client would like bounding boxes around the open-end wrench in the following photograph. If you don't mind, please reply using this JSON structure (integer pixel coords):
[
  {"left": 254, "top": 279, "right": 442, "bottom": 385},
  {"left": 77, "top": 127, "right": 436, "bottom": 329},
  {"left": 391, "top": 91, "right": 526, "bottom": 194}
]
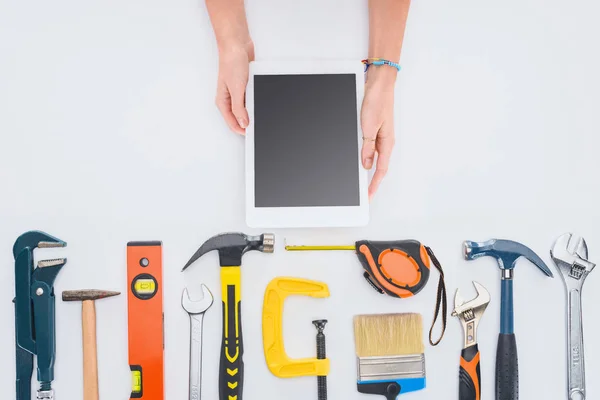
[
  {"left": 551, "top": 233, "right": 596, "bottom": 400},
  {"left": 182, "top": 285, "right": 214, "bottom": 400},
  {"left": 452, "top": 281, "right": 491, "bottom": 400}
]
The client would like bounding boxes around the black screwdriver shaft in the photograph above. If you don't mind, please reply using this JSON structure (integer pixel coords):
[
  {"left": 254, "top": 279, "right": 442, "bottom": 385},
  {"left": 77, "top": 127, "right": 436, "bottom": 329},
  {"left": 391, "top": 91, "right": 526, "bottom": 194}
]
[{"left": 313, "top": 320, "right": 328, "bottom": 400}]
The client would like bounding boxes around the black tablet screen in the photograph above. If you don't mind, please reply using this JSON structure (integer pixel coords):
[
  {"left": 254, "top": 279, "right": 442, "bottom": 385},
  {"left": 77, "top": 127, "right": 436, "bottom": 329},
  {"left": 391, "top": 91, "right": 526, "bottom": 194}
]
[{"left": 253, "top": 74, "right": 360, "bottom": 208}]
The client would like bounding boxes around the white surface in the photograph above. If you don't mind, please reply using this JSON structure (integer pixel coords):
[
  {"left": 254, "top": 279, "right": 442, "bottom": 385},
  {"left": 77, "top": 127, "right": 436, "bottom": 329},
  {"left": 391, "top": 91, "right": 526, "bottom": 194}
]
[
  {"left": 246, "top": 60, "right": 369, "bottom": 229},
  {"left": 0, "top": 0, "right": 599, "bottom": 399}
]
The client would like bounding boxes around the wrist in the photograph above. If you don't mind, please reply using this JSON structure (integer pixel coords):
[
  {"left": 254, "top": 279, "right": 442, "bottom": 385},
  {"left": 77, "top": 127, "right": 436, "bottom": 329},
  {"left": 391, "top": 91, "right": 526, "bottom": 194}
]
[
  {"left": 217, "top": 35, "right": 254, "bottom": 59},
  {"left": 366, "top": 66, "right": 398, "bottom": 89}
]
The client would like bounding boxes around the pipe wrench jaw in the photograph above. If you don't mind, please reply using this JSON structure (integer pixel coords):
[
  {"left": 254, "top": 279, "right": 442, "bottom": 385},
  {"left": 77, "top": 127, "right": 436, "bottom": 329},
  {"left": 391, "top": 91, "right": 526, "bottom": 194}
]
[
  {"left": 551, "top": 233, "right": 596, "bottom": 285},
  {"left": 13, "top": 231, "right": 66, "bottom": 258}
]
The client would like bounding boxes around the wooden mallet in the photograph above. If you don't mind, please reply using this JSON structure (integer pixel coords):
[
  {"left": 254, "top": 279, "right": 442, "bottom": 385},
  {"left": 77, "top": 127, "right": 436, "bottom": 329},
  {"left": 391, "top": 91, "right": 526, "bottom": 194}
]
[{"left": 62, "top": 289, "right": 120, "bottom": 400}]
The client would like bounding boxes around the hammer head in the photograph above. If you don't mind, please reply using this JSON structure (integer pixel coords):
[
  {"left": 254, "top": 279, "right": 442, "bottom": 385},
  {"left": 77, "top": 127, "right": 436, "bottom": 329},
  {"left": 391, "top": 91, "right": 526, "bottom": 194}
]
[
  {"left": 182, "top": 232, "right": 274, "bottom": 270},
  {"left": 62, "top": 289, "right": 121, "bottom": 302},
  {"left": 463, "top": 238, "right": 553, "bottom": 277}
]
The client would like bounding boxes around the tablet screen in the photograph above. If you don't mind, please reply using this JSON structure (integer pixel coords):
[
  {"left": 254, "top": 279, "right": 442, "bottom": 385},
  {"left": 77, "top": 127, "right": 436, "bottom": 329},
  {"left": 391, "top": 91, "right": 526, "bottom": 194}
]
[{"left": 253, "top": 74, "right": 360, "bottom": 208}]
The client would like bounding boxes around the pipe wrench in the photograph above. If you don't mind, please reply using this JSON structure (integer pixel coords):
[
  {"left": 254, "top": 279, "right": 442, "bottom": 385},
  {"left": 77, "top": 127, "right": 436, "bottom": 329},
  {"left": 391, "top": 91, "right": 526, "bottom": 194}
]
[
  {"left": 181, "top": 285, "right": 214, "bottom": 400},
  {"left": 13, "top": 231, "right": 67, "bottom": 400},
  {"left": 452, "top": 281, "right": 490, "bottom": 400},
  {"left": 551, "top": 233, "right": 596, "bottom": 400}
]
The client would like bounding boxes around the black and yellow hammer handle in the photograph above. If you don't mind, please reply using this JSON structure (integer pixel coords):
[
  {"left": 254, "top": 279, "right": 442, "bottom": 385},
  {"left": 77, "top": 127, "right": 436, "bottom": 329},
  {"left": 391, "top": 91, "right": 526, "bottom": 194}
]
[
  {"left": 459, "top": 345, "right": 481, "bottom": 400},
  {"left": 220, "top": 266, "right": 244, "bottom": 400}
]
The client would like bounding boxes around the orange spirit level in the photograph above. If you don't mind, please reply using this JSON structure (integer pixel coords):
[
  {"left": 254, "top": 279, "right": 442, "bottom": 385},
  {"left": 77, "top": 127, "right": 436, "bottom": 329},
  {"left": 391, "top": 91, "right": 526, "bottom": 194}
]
[{"left": 127, "top": 241, "right": 164, "bottom": 400}]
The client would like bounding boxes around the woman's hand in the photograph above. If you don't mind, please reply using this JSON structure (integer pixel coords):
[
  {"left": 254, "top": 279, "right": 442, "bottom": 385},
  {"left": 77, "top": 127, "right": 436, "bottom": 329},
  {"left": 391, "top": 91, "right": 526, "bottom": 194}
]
[
  {"left": 361, "top": 67, "right": 398, "bottom": 199},
  {"left": 215, "top": 41, "right": 255, "bottom": 135}
]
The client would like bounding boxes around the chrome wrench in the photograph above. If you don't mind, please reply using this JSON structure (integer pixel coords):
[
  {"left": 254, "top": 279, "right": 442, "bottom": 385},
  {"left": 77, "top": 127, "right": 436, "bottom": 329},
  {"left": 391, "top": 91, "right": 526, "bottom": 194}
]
[
  {"left": 551, "top": 233, "right": 596, "bottom": 400},
  {"left": 182, "top": 284, "right": 214, "bottom": 400}
]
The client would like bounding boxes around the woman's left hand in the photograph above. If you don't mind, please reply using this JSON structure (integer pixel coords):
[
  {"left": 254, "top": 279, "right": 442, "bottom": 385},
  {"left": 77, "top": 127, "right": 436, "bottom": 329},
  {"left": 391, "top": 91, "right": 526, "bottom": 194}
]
[{"left": 360, "top": 67, "right": 398, "bottom": 200}]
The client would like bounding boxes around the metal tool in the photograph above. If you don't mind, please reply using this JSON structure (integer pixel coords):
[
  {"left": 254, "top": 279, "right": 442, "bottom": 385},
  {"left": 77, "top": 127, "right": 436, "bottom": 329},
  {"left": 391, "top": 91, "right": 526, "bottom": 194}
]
[
  {"left": 181, "top": 284, "right": 214, "bottom": 400},
  {"left": 463, "top": 239, "right": 553, "bottom": 400},
  {"left": 551, "top": 233, "right": 596, "bottom": 400},
  {"left": 452, "top": 282, "right": 491, "bottom": 400},
  {"left": 182, "top": 232, "right": 274, "bottom": 400},
  {"left": 13, "top": 231, "right": 67, "bottom": 400},
  {"left": 127, "top": 241, "right": 164, "bottom": 400},
  {"left": 61, "top": 289, "right": 120, "bottom": 400},
  {"left": 313, "top": 320, "right": 328, "bottom": 400},
  {"left": 262, "top": 277, "right": 330, "bottom": 379}
]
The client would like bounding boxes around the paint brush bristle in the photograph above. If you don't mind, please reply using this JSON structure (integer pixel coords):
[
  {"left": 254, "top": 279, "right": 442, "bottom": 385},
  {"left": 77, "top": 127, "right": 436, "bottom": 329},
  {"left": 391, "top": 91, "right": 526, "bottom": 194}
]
[{"left": 353, "top": 313, "right": 424, "bottom": 357}]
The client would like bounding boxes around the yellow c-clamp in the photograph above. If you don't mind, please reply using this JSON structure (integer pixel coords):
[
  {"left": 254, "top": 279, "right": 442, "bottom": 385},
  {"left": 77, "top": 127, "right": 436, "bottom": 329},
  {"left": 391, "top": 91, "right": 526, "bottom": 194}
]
[{"left": 262, "top": 277, "right": 330, "bottom": 378}]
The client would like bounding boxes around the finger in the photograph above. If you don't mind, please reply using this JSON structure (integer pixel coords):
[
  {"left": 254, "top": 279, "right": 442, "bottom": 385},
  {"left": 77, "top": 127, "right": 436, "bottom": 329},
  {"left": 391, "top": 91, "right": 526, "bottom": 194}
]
[
  {"left": 361, "top": 121, "right": 379, "bottom": 170},
  {"left": 368, "top": 134, "right": 395, "bottom": 199},
  {"left": 216, "top": 94, "right": 245, "bottom": 135},
  {"left": 230, "top": 81, "right": 249, "bottom": 130}
]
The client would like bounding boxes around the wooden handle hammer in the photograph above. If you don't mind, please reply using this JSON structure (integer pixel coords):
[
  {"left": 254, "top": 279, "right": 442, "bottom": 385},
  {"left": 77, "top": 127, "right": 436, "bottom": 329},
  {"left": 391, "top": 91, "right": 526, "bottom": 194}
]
[{"left": 62, "top": 289, "right": 120, "bottom": 400}]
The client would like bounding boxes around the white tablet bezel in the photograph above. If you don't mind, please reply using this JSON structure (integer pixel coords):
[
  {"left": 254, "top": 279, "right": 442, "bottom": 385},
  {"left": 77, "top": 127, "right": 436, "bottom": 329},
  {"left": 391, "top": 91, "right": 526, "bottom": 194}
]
[{"left": 245, "top": 60, "right": 369, "bottom": 228}]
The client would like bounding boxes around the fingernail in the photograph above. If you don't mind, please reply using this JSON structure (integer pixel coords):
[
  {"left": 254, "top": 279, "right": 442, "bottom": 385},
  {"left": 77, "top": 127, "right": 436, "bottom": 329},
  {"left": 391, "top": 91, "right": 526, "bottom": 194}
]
[
  {"left": 238, "top": 118, "right": 248, "bottom": 129},
  {"left": 364, "top": 158, "right": 373, "bottom": 169}
]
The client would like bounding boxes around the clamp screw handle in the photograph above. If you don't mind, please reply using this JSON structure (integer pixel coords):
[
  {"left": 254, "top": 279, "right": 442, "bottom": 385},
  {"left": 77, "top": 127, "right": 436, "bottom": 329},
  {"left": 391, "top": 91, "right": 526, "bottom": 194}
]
[{"left": 312, "top": 320, "right": 328, "bottom": 400}]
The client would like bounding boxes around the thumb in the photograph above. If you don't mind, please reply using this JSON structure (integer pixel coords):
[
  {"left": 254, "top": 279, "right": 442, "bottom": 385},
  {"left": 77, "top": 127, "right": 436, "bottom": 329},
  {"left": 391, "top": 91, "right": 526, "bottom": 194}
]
[{"left": 230, "top": 81, "right": 249, "bottom": 130}]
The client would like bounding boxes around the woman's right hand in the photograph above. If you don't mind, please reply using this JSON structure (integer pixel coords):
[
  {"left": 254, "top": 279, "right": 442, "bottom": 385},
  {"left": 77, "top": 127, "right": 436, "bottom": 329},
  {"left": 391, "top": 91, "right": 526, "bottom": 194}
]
[{"left": 215, "top": 41, "right": 255, "bottom": 135}]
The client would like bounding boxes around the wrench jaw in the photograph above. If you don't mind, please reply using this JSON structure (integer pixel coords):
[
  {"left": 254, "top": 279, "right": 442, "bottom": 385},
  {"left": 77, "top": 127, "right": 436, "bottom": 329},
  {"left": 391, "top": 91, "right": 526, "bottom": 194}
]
[
  {"left": 182, "top": 284, "right": 214, "bottom": 315},
  {"left": 551, "top": 233, "right": 596, "bottom": 290},
  {"left": 452, "top": 282, "right": 491, "bottom": 349}
]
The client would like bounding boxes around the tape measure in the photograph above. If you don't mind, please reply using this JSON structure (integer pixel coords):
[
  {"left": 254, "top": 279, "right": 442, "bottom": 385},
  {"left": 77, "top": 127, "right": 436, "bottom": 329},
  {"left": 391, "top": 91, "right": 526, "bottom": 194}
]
[
  {"left": 127, "top": 241, "right": 164, "bottom": 399},
  {"left": 285, "top": 239, "right": 448, "bottom": 345},
  {"left": 355, "top": 240, "right": 431, "bottom": 298}
]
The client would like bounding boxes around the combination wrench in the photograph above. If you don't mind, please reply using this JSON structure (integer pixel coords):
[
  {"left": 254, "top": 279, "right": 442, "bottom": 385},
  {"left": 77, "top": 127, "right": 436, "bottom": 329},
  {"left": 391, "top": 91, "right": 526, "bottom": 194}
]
[
  {"left": 182, "top": 284, "right": 214, "bottom": 400},
  {"left": 551, "top": 233, "right": 596, "bottom": 400}
]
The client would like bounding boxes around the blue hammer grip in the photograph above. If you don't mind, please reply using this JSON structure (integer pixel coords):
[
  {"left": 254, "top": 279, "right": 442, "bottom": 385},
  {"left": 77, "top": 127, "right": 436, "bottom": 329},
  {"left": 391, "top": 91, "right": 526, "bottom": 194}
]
[
  {"left": 500, "top": 279, "right": 514, "bottom": 335},
  {"left": 32, "top": 281, "right": 56, "bottom": 384}
]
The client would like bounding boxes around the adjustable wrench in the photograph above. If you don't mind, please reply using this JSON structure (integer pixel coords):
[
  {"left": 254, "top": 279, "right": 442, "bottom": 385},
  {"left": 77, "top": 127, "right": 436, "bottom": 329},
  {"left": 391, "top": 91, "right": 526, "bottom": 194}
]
[
  {"left": 452, "top": 281, "right": 491, "bottom": 400},
  {"left": 182, "top": 285, "right": 214, "bottom": 400},
  {"left": 551, "top": 233, "right": 596, "bottom": 400}
]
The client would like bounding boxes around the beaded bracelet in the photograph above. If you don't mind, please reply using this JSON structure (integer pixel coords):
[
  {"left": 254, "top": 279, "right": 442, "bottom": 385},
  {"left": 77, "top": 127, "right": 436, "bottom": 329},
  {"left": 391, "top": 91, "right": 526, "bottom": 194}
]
[{"left": 361, "top": 58, "right": 401, "bottom": 72}]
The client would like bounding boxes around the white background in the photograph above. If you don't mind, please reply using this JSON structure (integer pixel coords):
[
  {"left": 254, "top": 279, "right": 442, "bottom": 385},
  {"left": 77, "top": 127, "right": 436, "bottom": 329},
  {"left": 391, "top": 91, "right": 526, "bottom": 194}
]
[{"left": 1, "top": 0, "right": 599, "bottom": 399}]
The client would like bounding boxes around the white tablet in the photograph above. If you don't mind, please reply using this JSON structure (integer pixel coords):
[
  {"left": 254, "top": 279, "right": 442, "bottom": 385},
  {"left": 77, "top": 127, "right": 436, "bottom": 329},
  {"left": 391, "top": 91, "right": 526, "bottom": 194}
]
[{"left": 245, "top": 61, "right": 369, "bottom": 228}]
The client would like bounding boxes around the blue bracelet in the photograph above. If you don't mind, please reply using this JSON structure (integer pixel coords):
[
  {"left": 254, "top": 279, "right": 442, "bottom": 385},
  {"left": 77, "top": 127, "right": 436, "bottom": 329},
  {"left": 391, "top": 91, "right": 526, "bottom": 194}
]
[{"left": 361, "top": 58, "right": 401, "bottom": 72}]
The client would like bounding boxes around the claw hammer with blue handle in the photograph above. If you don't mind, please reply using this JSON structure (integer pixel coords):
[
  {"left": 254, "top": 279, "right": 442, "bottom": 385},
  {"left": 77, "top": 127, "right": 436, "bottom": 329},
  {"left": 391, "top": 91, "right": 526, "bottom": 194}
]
[
  {"left": 13, "top": 231, "right": 67, "bottom": 400},
  {"left": 463, "top": 239, "right": 553, "bottom": 400}
]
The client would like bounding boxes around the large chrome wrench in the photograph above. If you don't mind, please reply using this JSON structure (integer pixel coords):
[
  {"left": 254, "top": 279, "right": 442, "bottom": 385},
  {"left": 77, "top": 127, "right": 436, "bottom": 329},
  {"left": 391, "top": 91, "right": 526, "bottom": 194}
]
[
  {"left": 551, "top": 233, "right": 596, "bottom": 400},
  {"left": 182, "top": 285, "right": 214, "bottom": 400}
]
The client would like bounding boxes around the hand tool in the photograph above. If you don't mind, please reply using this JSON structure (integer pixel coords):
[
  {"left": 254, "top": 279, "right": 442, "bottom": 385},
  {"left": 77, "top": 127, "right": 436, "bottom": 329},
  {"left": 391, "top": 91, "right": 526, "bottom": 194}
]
[
  {"left": 452, "top": 282, "right": 491, "bottom": 400},
  {"left": 182, "top": 232, "right": 274, "bottom": 400},
  {"left": 13, "top": 231, "right": 67, "bottom": 400},
  {"left": 61, "top": 289, "right": 121, "bottom": 400},
  {"left": 313, "top": 320, "right": 328, "bottom": 400},
  {"left": 181, "top": 284, "right": 214, "bottom": 400},
  {"left": 262, "top": 277, "right": 330, "bottom": 379},
  {"left": 127, "top": 241, "right": 164, "bottom": 400},
  {"left": 353, "top": 313, "right": 426, "bottom": 400},
  {"left": 463, "top": 239, "right": 553, "bottom": 400},
  {"left": 550, "top": 233, "right": 596, "bottom": 400},
  {"left": 285, "top": 239, "right": 448, "bottom": 345}
]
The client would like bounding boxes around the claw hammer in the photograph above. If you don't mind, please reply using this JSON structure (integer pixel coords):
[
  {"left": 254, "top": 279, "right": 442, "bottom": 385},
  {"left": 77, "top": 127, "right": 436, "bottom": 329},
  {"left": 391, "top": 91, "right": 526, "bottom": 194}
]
[
  {"left": 463, "top": 239, "right": 553, "bottom": 400},
  {"left": 182, "top": 232, "right": 274, "bottom": 400}
]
